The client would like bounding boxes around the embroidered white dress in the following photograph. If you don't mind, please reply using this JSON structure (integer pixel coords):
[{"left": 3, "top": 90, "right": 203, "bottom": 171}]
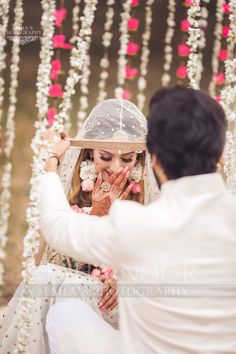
[{"left": 0, "top": 206, "right": 118, "bottom": 354}]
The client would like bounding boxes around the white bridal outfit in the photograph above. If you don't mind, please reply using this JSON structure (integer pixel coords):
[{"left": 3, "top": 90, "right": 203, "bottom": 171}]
[{"left": 0, "top": 99, "right": 159, "bottom": 353}]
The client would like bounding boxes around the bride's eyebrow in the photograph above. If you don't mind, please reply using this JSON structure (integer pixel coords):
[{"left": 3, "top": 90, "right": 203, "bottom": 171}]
[
  {"left": 100, "top": 150, "right": 112, "bottom": 155},
  {"left": 121, "top": 152, "right": 134, "bottom": 156}
]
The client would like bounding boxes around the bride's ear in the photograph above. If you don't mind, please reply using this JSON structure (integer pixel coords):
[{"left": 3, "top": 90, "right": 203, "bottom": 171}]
[{"left": 89, "top": 149, "right": 94, "bottom": 160}]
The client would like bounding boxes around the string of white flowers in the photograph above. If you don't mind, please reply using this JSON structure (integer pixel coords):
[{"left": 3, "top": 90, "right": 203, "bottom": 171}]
[
  {"left": 186, "top": 0, "right": 202, "bottom": 89},
  {"left": 137, "top": 0, "right": 154, "bottom": 110},
  {"left": 115, "top": 0, "right": 131, "bottom": 99},
  {"left": 208, "top": 0, "right": 224, "bottom": 96},
  {"left": 0, "top": 0, "right": 10, "bottom": 153},
  {"left": 58, "top": 0, "right": 98, "bottom": 131},
  {"left": 16, "top": 2, "right": 98, "bottom": 350},
  {"left": 221, "top": 0, "right": 236, "bottom": 192},
  {"left": 194, "top": 0, "right": 210, "bottom": 86},
  {"left": 71, "top": 0, "right": 81, "bottom": 45},
  {"left": 77, "top": 1, "right": 98, "bottom": 130},
  {"left": 15, "top": 1, "right": 56, "bottom": 352},
  {"left": 161, "top": 0, "right": 176, "bottom": 88},
  {"left": 97, "top": 0, "right": 115, "bottom": 103},
  {"left": 0, "top": 0, "right": 23, "bottom": 289},
  {"left": 77, "top": 53, "right": 91, "bottom": 130}
]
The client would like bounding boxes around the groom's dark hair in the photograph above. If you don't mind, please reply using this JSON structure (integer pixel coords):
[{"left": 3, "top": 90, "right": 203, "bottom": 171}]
[{"left": 147, "top": 86, "right": 227, "bottom": 179}]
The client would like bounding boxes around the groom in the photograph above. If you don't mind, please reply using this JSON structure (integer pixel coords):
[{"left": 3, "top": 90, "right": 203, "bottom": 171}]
[{"left": 39, "top": 87, "right": 236, "bottom": 353}]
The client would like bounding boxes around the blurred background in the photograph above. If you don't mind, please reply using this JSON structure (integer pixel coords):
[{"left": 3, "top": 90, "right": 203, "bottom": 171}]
[{"left": 0, "top": 0, "right": 219, "bottom": 302}]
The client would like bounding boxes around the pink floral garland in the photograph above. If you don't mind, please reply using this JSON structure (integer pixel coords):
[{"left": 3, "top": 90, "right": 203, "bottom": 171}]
[
  {"left": 176, "top": 0, "right": 192, "bottom": 82},
  {"left": 47, "top": 1, "right": 72, "bottom": 126},
  {"left": 122, "top": 0, "right": 140, "bottom": 100},
  {"left": 212, "top": 1, "right": 232, "bottom": 102}
]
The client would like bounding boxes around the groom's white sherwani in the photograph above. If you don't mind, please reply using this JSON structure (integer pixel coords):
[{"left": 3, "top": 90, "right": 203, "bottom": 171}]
[{"left": 39, "top": 172, "right": 236, "bottom": 354}]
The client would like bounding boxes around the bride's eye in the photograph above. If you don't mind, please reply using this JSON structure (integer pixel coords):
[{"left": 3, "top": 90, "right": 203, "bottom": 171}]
[
  {"left": 121, "top": 157, "right": 133, "bottom": 163},
  {"left": 100, "top": 155, "right": 112, "bottom": 162}
]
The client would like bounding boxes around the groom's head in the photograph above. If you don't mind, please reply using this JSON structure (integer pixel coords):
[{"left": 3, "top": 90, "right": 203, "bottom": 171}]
[{"left": 147, "top": 87, "right": 226, "bottom": 184}]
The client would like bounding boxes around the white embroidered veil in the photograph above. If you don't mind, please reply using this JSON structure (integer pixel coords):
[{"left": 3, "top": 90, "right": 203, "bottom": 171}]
[{"left": 58, "top": 99, "right": 159, "bottom": 204}]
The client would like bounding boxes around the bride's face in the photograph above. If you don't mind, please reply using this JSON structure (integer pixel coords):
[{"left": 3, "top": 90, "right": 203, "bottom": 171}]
[{"left": 92, "top": 149, "right": 138, "bottom": 182}]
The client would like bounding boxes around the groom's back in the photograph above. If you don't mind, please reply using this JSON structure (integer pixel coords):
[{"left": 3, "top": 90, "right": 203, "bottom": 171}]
[{"left": 111, "top": 173, "right": 236, "bottom": 354}]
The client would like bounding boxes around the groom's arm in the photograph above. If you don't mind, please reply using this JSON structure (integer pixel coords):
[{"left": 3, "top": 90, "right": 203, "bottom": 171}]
[{"left": 38, "top": 172, "right": 118, "bottom": 267}]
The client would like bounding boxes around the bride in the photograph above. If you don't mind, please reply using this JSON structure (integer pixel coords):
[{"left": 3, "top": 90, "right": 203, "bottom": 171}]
[{"left": 0, "top": 98, "right": 159, "bottom": 353}]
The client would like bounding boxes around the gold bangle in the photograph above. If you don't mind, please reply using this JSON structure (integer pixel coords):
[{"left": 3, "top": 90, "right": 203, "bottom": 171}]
[{"left": 49, "top": 152, "right": 60, "bottom": 167}]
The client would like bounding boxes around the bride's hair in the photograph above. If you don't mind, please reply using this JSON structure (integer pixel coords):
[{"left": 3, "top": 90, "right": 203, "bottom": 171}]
[{"left": 68, "top": 148, "right": 145, "bottom": 207}]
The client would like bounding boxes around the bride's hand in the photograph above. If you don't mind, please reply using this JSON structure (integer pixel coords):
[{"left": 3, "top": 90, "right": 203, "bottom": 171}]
[
  {"left": 98, "top": 275, "right": 118, "bottom": 312},
  {"left": 90, "top": 167, "right": 133, "bottom": 216},
  {"left": 42, "top": 131, "right": 71, "bottom": 172},
  {"left": 42, "top": 131, "right": 71, "bottom": 159}
]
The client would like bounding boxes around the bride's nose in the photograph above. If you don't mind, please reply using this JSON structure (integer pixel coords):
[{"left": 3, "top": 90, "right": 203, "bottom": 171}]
[{"left": 109, "top": 158, "right": 122, "bottom": 173}]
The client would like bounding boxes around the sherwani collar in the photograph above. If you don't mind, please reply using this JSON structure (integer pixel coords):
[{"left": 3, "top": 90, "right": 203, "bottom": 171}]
[{"left": 160, "top": 172, "right": 227, "bottom": 197}]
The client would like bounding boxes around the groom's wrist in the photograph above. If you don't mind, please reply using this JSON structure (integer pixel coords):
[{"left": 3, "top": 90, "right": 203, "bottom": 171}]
[{"left": 45, "top": 157, "right": 58, "bottom": 172}]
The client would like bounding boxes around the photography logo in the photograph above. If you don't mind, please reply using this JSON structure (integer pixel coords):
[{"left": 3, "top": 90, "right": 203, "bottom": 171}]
[{"left": 4, "top": 25, "right": 42, "bottom": 45}]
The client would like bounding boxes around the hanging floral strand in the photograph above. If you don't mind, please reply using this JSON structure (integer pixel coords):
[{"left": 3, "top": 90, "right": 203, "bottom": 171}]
[
  {"left": 221, "top": 0, "right": 236, "bottom": 191},
  {"left": 0, "top": 0, "right": 24, "bottom": 289},
  {"left": 57, "top": 0, "right": 98, "bottom": 131},
  {"left": 176, "top": 1, "right": 192, "bottom": 82},
  {"left": 136, "top": 0, "right": 154, "bottom": 110},
  {"left": 15, "top": 1, "right": 56, "bottom": 351},
  {"left": 0, "top": 0, "right": 10, "bottom": 153},
  {"left": 161, "top": 0, "right": 176, "bottom": 87},
  {"left": 186, "top": 0, "right": 202, "bottom": 89},
  {"left": 77, "top": 6, "right": 97, "bottom": 130},
  {"left": 17, "top": 0, "right": 99, "bottom": 348},
  {"left": 97, "top": 0, "right": 115, "bottom": 103},
  {"left": 115, "top": 0, "right": 131, "bottom": 99},
  {"left": 122, "top": 0, "right": 141, "bottom": 101},
  {"left": 193, "top": 0, "right": 210, "bottom": 87},
  {"left": 209, "top": 0, "right": 231, "bottom": 99},
  {"left": 47, "top": 0, "right": 72, "bottom": 127},
  {"left": 71, "top": 0, "right": 81, "bottom": 44},
  {"left": 208, "top": 0, "right": 225, "bottom": 96}
]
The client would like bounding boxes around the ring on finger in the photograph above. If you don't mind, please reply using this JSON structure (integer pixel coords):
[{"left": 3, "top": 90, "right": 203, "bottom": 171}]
[{"left": 101, "top": 181, "right": 111, "bottom": 192}]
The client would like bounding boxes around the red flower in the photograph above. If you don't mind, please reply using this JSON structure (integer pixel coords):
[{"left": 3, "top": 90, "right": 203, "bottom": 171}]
[
  {"left": 215, "top": 96, "right": 222, "bottom": 104},
  {"left": 53, "top": 34, "right": 72, "bottom": 49},
  {"left": 213, "top": 73, "right": 225, "bottom": 86},
  {"left": 125, "top": 66, "right": 139, "bottom": 79},
  {"left": 122, "top": 90, "right": 132, "bottom": 100},
  {"left": 49, "top": 84, "right": 63, "bottom": 97},
  {"left": 63, "top": 43, "right": 72, "bottom": 49},
  {"left": 127, "top": 41, "right": 139, "bottom": 56},
  {"left": 184, "top": 0, "right": 192, "bottom": 7},
  {"left": 180, "top": 19, "right": 190, "bottom": 32},
  {"left": 47, "top": 108, "right": 57, "bottom": 126},
  {"left": 50, "top": 59, "right": 61, "bottom": 80},
  {"left": 178, "top": 44, "right": 190, "bottom": 57},
  {"left": 51, "top": 59, "right": 61, "bottom": 71},
  {"left": 223, "top": 3, "right": 231, "bottom": 13},
  {"left": 221, "top": 26, "right": 231, "bottom": 38},
  {"left": 218, "top": 49, "right": 228, "bottom": 62},
  {"left": 54, "top": 8, "right": 67, "bottom": 27},
  {"left": 128, "top": 18, "right": 140, "bottom": 31},
  {"left": 50, "top": 70, "right": 59, "bottom": 80},
  {"left": 131, "top": 0, "right": 139, "bottom": 6},
  {"left": 176, "top": 66, "right": 188, "bottom": 79}
]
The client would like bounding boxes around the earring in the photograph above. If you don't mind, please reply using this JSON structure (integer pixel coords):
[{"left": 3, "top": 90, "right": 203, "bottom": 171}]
[
  {"left": 129, "top": 163, "right": 142, "bottom": 194},
  {"left": 80, "top": 159, "right": 98, "bottom": 192}
]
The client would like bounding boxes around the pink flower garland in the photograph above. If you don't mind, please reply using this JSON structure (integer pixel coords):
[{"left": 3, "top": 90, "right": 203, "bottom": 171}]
[
  {"left": 54, "top": 8, "right": 67, "bottom": 27},
  {"left": 211, "top": 0, "right": 231, "bottom": 100},
  {"left": 122, "top": 0, "right": 140, "bottom": 100},
  {"left": 47, "top": 3, "right": 72, "bottom": 125},
  {"left": 176, "top": 2, "right": 191, "bottom": 81}
]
